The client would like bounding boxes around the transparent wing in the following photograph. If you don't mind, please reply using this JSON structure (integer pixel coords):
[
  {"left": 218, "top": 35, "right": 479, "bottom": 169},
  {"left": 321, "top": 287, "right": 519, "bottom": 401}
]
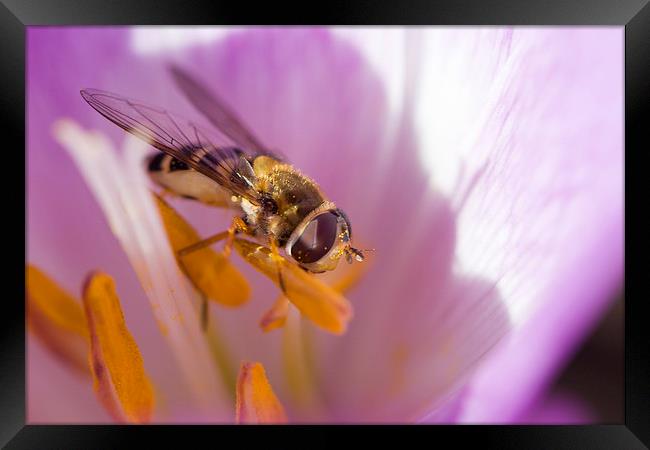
[
  {"left": 80, "top": 88, "right": 264, "bottom": 202},
  {"left": 169, "top": 64, "right": 282, "bottom": 160}
]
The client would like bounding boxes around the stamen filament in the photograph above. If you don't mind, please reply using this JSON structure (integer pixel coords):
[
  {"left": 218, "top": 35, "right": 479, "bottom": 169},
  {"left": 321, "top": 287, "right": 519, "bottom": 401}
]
[
  {"left": 281, "top": 306, "right": 322, "bottom": 420},
  {"left": 236, "top": 361, "right": 287, "bottom": 424}
]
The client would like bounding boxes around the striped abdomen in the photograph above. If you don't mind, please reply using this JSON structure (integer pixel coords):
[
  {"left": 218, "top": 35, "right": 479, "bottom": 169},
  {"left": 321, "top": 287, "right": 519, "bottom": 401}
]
[{"left": 146, "top": 153, "right": 233, "bottom": 207}]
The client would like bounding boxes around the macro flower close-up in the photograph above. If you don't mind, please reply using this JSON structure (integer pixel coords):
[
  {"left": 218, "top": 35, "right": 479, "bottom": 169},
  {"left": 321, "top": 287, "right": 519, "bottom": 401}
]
[{"left": 26, "top": 26, "right": 623, "bottom": 423}]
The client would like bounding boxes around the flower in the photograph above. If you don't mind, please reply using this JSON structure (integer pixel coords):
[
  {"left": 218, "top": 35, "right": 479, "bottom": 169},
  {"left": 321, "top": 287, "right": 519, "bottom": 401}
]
[{"left": 27, "top": 27, "right": 622, "bottom": 423}]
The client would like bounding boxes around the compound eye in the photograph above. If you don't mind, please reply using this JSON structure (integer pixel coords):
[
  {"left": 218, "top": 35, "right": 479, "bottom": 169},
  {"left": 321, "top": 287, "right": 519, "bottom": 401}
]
[{"left": 290, "top": 212, "right": 339, "bottom": 264}]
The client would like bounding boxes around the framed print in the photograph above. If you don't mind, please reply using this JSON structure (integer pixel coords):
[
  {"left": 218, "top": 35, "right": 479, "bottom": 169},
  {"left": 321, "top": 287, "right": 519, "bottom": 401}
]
[{"left": 2, "top": 0, "right": 645, "bottom": 447}]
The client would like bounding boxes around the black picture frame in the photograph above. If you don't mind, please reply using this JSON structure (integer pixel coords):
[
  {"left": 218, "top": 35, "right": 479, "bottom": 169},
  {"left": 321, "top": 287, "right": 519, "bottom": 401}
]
[{"left": 3, "top": 0, "right": 645, "bottom": 448}]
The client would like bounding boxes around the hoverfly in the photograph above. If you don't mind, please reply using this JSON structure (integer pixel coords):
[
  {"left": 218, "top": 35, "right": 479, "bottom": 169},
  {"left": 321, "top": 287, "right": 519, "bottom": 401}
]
[{"left": 80, "top": 65, "right": 366, "bottom": 334}]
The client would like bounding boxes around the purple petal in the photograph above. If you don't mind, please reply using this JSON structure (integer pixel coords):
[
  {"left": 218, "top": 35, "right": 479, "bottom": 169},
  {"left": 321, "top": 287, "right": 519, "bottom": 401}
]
[
  {"left": 419, "top": 29, "right": 624, "bottom": 423},
  {"left": 27, "top": 337, "right": 110, "bottom": 423}
]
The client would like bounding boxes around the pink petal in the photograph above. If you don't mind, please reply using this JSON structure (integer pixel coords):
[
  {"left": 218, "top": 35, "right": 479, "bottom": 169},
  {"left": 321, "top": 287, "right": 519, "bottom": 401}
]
[
  {"left": 27, "top": 336, "right": 110, "bottom": 423},
  {"left": 446, "top": 28, "right": 623, "bottom": 423}
]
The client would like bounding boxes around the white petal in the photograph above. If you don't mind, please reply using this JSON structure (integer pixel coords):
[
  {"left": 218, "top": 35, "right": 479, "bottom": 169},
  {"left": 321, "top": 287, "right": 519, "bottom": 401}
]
[{"left": 130, "top": 26, "right": 235, "bottom": 56}]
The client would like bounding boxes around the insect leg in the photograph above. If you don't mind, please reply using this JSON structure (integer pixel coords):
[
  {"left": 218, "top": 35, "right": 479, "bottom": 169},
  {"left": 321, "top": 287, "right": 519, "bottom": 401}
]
[
  {"left": 177, "top": 231, "right": 230, "bottom": 258},
  {"left": 222, "top": 217, "right": 252, "bottom": 259},
  {"left": 173, "top": 217, "right": 252, "bottom": 332},
  {"left": 158, "top": 187, "right": 176, "bottom": 200},
  {"left": 269, "top": 240, "right": 287, "bottom": 295},
  {"left": 175, "top": 230, "right": 233, "bottom": 332}
]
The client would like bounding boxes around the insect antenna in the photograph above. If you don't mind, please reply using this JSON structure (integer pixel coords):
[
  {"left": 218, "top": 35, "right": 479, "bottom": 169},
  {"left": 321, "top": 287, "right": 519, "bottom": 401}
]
[{"left": 345, "top": 246, "right": 372, "bottom": 263}]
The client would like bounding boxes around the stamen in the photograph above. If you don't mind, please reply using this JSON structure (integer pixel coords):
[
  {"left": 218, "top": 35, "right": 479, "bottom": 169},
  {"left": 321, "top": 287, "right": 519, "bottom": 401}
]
[
  {"left": 235, "top": 361, "right": 287, "bottom": 424},
  {"left": 154, "top": 193, "right": 250, "bottom": 307},
  {"left": 233, "top": 239, "right": 353, "bottom": 334},
  {"left": 82, "top": 271, "right": 155, "bottom": 424},
  {"left": 26, "top": 265, "right": 90, "bottom": 374},
  {"left": 259, "top": 296, "right": 290, "bottom": 332}
]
